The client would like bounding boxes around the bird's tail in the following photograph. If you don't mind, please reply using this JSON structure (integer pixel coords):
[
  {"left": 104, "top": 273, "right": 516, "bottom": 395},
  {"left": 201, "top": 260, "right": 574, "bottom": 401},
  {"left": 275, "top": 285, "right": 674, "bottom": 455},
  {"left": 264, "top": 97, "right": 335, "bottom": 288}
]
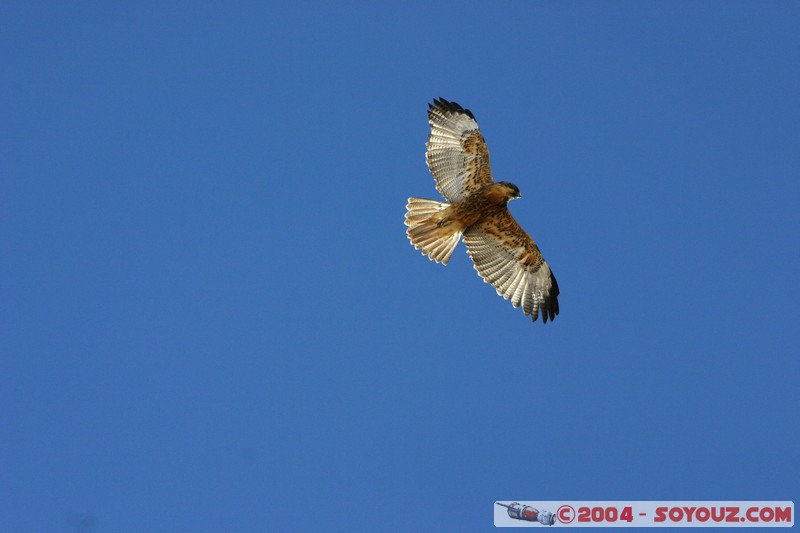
[{"left": 404, "top": 197, "right": 462, "bottom": 265}]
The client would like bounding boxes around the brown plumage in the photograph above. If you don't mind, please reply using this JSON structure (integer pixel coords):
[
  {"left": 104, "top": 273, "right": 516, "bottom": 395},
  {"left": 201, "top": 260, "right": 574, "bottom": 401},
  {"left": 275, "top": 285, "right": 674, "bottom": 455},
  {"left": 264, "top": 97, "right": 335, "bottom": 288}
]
[{"left": 405, "top": 98, "right": 560, "bottom": 323}]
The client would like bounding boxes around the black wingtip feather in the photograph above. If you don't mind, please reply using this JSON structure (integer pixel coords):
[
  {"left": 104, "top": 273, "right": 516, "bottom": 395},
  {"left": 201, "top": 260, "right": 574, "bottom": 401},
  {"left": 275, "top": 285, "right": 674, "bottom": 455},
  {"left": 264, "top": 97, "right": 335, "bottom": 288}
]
[
  {"left": 430, "top": 97, "right": 475, "bottom": 120},
  {"left": 541, "top": 271, "right": 560, "bottom": 323}
]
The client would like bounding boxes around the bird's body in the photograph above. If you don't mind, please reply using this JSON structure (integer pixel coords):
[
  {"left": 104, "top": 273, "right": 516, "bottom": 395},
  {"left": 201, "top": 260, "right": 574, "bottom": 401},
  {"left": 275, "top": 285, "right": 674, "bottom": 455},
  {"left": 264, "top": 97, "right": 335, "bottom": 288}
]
[
  {"left": 405, "top": 98, "right": 560, "bottom": 323},
  {"left": 410, "top": 182, "right": 514, "bottom": 235}
]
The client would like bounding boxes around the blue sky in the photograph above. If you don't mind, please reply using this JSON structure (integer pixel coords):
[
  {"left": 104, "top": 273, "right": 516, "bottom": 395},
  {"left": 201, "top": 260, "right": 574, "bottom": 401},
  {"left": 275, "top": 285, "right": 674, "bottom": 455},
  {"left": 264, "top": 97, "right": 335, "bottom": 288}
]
[{"left": 2, "top": 2, "right": 798, "bottom": 532}]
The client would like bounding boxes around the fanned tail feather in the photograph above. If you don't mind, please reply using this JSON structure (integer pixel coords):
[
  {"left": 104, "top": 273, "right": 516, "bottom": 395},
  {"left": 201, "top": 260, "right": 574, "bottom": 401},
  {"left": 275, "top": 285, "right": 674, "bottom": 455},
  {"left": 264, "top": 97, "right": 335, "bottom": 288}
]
[{"left": 404, "top": 197, "right": 462, "bottom": 265}]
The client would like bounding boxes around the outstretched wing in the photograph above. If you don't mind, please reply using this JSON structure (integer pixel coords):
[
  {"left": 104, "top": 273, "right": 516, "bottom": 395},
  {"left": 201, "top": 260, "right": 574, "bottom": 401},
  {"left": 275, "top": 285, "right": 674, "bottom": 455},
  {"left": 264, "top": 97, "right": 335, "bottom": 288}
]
[
  {"left": 425, "top": 98, "right": 495, "bottom": 202},
  {"left": 463, "top": 209, "right": 560, "bottom": 323}
]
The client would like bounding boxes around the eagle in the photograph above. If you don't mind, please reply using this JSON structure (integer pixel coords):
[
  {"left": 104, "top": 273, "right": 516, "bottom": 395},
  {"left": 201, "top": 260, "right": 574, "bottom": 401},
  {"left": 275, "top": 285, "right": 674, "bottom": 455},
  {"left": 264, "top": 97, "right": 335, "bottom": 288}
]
[{"left": 405, "top": 98, "right": 560, "bottom": 323}]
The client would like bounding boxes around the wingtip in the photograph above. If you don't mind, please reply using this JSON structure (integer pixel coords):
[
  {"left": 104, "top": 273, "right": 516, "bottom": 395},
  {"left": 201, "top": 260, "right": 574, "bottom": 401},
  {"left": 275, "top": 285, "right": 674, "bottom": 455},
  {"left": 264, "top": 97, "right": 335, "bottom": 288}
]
[
  {"left": 429, "top": 97, "right": 475, "bottom": 120},
  {"left": 538, "top": 295, "right": 559, "bottom": 324}
]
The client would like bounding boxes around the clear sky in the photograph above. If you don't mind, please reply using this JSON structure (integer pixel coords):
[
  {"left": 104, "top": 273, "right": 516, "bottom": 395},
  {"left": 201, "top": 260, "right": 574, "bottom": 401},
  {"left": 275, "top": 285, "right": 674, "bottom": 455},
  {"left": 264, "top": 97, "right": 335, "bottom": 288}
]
[{"left": 2, "top": 2, "right": 798, "bottom": 532}]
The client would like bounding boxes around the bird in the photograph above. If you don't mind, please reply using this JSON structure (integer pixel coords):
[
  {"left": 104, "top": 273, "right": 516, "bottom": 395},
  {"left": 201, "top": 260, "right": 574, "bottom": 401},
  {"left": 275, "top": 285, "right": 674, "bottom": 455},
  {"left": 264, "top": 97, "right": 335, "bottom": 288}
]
[{"left": 405, "top": 98, "right": 560, "bottom": 323}]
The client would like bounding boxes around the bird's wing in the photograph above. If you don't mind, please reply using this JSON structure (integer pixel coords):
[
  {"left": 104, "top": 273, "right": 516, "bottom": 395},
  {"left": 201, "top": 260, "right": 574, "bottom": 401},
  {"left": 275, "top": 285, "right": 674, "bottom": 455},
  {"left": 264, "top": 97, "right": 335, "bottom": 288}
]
[
  {"left": 463, "top": 209, "right": 559, "bottom": 323},
  {"left": 425, "top": 98, "right": 495, "bottom": 202}
]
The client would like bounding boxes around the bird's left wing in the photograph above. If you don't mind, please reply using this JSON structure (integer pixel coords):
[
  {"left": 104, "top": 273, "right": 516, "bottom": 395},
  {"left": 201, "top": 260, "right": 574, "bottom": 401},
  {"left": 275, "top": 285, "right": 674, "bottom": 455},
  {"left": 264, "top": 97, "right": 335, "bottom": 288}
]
[
  {"left": 425, "top": 98, "right": 495, "bottom": 202},
  {"left": 463, "top": 209, "right": 560, "bottom": 323}
]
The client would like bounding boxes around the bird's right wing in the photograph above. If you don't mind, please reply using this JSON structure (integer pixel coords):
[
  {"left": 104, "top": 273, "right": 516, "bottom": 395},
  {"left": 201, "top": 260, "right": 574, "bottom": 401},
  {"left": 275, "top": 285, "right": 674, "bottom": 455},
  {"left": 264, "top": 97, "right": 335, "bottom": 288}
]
[{"left": 425, "top": 98, "right": 495, "bottom": 202}]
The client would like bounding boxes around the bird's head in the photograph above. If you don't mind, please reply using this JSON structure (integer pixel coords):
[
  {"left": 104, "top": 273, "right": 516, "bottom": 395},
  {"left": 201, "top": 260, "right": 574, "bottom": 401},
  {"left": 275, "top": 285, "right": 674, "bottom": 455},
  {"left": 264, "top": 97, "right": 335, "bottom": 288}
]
[{"left": 497, "top": 181, "right": 522, "bottom": 200}]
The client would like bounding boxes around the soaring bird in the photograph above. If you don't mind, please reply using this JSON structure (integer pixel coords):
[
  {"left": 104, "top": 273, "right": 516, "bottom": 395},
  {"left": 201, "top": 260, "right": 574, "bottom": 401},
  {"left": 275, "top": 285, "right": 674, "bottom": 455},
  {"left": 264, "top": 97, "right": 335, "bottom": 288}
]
[{"left": 405, "top": 98, "right": 560, "bottom": 323}]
